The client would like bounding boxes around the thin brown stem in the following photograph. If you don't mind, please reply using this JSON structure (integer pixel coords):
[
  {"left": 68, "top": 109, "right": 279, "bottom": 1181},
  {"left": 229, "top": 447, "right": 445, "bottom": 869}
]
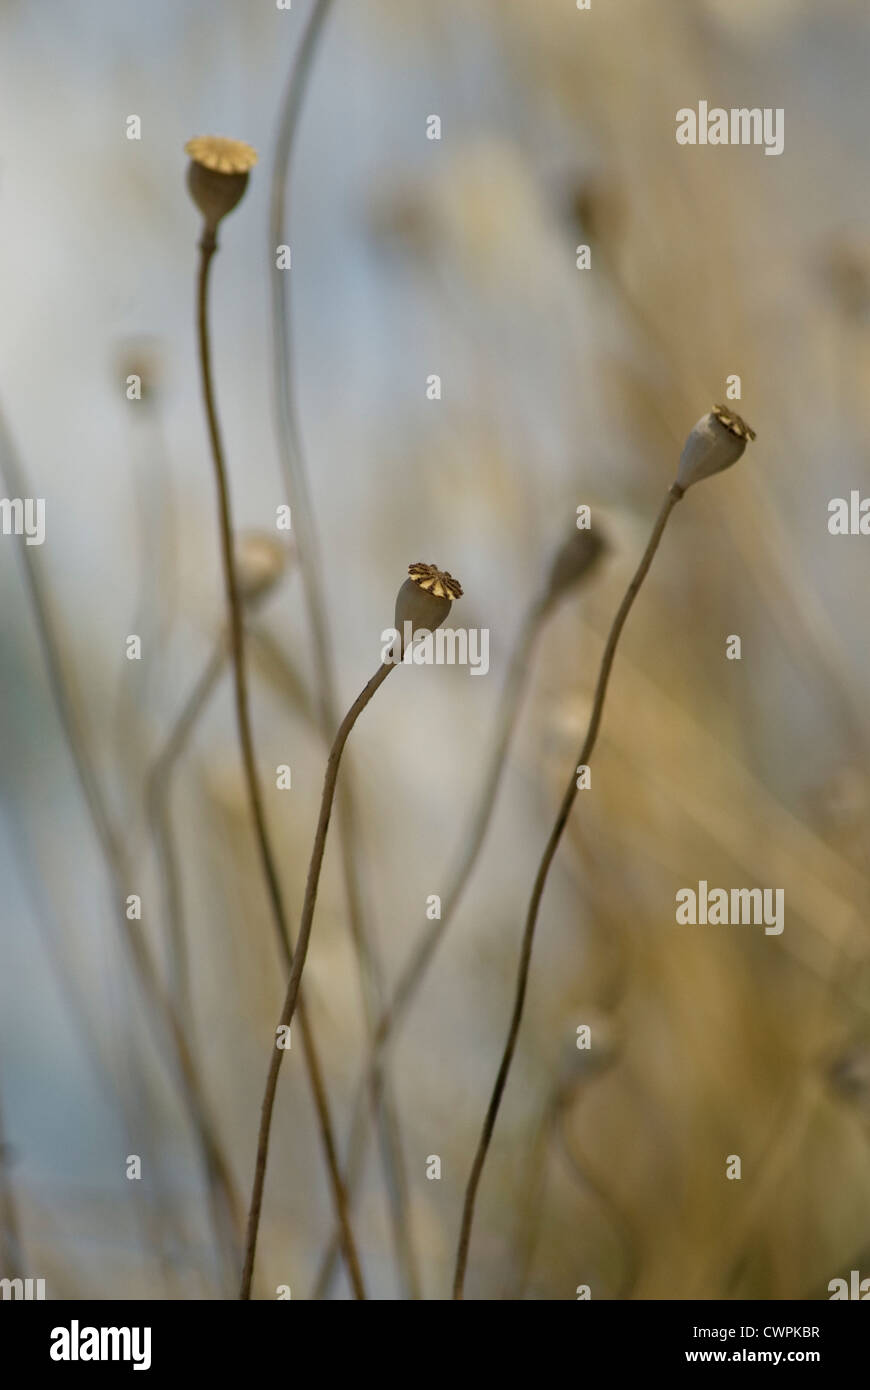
[
  {"left": 0, "top": 401, "right": 241, "bottom": 1288},
  {"left": 313, "top": 594, "right": 549, "bottom": 1297},
  {"left": 452, "top": 485, "right": 683, "bottom": 1298},
  {"left": 195, "top": 233, "right": 366, "bottom": 1300},
  {"left": 145, "top": 625, "right": 311, "bottom": 1015},
  {"left": 146, "top": 626, "right": 368, "bottom": 1299},
  {"left": 146, "top": 635, "right": 225, "bottom": 1013},
  {"left": 239, "top": 660, "right": 394, "bottom": 1300},
  {"left": 269, "top": 0, "right": 419, "bottom": 1296}
]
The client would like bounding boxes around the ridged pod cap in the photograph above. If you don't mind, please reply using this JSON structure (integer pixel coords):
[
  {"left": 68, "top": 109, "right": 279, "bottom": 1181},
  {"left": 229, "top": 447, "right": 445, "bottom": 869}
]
[
  {"left": 676, "top": 405, "right": 756, "bottom": 492},
  {"left": 395, "top": 562, "right": 463, "bottom": 641},
  {"left": 185, "top": 136, "right": 258, "bottom": 232}
]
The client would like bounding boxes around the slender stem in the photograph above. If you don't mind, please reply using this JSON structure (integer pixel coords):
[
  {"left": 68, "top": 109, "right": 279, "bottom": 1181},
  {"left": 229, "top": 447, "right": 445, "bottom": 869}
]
[
  {"left": 195, "top": 233, "right": 366, "bottom": 1299},
  {"left": 452, "top": 485, "right": 683, "bottom": 1298},
  {"left": 313, "top": 594, "right": 550, "bottom": 1297},
  {"left": 602, "top": 244, "right": 870, "bottom": 770},
  {"left": 270, "top": 0, "right": 419, "bottom": 1296},
  {"left": 112, "top": 400, "right": 179, "bottom": 835},
  {"left": 146, "top": 635, "right": 226, "bottom": 1012},
  {"left": 10, "top": 819, "right": 185, "bottom": 1290},
  {"left": 197, "top": 234, "right": 291, "bottom": 966},
  {"left": 0, "top": 401, "right": 242, "bottom": 1288},
  {"left": 270, "top": 0, "right": 336, "bottom": 743},
  {"left": 146, "top": 625, "right": 370, "bottom": 1299},
  {"left": 145, "top": 625, "right": 311, "bottom": 1015},
  {"left": 239, "top": 660, "right": 394, "bottom": 1300}
]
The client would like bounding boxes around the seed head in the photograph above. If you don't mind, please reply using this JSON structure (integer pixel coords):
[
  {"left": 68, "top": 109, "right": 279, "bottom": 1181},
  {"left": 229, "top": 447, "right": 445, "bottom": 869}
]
[
  {"left": 544, "top": 526, "right": 607, "bottom": 607},
  {"left": 235, "top": 531, "right": 291, "bottom": 604},
  {"left": 185, "top": 136, "right": 258, "bottom": 232},
  {"left": 395, "top": 562, "right": 463, "bottom": 639},
  {"left": 676, "top": 404, "right": 756, "bottom": 493}
]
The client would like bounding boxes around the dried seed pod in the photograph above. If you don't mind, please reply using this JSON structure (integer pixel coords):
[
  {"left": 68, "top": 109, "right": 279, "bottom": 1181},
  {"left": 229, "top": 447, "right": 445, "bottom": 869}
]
[
  {"left": 235, "top": 531, "right": 290, "bottom": 604},
  {"left": 185, "top": 136, "right": 258, "bottom": 232},
  {"left": 544, "top": 526, "right": 607, "bottom": 608},
  {"left": 395, "top": 561, "right": 463, "bottom": 639},
  {"left": 676, "top": 404, "right": 756, "bottom": 492}
]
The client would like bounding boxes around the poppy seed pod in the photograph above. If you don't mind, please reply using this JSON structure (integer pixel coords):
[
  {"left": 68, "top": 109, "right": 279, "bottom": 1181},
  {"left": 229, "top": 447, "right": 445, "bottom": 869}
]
[
  {"left": 544, "top": 526, "right": 607, "bottom": 607},
  {"left": 185, "top": 136, "right": 258, "bottom": 233},
  {"left": 676, "top": 404, "right": 756, "bottom": 492},
  {"left": 235, "top": 531, "right": 290, "bottom": 604},
  {"left": 394, "top": 562, "right": 463, "bottom": 641}
]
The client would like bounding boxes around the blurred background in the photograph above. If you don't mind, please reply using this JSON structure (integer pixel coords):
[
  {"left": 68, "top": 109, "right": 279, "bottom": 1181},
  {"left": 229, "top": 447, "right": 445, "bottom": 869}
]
[{"left": 1, "top": 0, "right": 870, "bottom": 1299}]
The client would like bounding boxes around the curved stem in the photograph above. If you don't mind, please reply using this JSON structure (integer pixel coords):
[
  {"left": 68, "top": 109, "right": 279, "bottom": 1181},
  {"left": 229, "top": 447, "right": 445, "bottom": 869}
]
[
  {"left": 239, "top": 660, "right": 394, "bottom": 1299},
  {"left": 313, "top": 594, "right": 549, "bottom": 1296},
  {"left": 197, "top": 234, "right": 292, "bottom": 960},
  {"left": 146, "top": 635, "right": 225, "bottom": 1013},
  {"left": 269, "top": 0, "right": 419, "bottom": 1296},
  {"left": 196, "top": 233, "right": 366, "bottom": 1300},
  {"left": 452, "top": 485, "right": 683, "bottom": 1298},
  {"left": 0, "top": 401, "right": 242, "bottom": 1288}
]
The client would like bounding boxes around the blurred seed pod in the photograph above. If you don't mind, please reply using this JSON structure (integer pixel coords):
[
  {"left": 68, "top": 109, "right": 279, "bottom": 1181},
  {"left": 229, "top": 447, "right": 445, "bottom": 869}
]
[
  {"left": 367, "top": 185, "right": 436, "bottom": 262},
  {"left": 235, "top": 531, "right": 291, "bottom": 604},
  {"left": 116, "top": 336, "right": 164, "bottom": 406},
  {"left": 185, "top": 136, "right": 258, "bottom": 232},
  {"left": 544, "top": 525, "right": 608, "bottom": 608},
  {"left": 676, "top": 404, "right": 755, "bottom": 492},
  {"left": 568, "top": 174, "right": 626, "bottom": 268},
  {"left": 556, "top": 1010, "right": 622, "bottom": 1097}
]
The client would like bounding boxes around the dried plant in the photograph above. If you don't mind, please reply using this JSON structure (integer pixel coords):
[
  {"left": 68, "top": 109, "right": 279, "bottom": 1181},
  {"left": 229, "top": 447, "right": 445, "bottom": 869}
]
[
  {"left": 313, "top": 526, "right": 606, "bottom": 1296},
  {"left": 452, "top": 408, "right": 756, "bottom": 1298},
  {"left": 0, "top": 400, "right": 243, "bottom": 1288},
  {"left": 145, "top": 533, "right": 291, "bottom": 1015},
  {"left": 239, "top": 562, "right": 463, "bottom": 1298},
  {"left": 267, "top": 0, "right": 419, "bottom": 1296},
  {"left": 5, "top": 0, "right": 869, "bottom": 1311},
  {"left": 187, "top": 138, "right": 365, "bottom": 1297}
]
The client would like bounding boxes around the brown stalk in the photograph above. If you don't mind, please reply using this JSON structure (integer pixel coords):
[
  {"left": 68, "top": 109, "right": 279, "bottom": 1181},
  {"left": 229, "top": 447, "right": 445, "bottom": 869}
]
[
  {"left": 195, "top": 232, "right": 366, "bottom": 1299},
  {"left": 239, "top": 660, "right": 394, "bottom": 1299},
  {"left": 452, "top": 485, "right": 683, "bottom": 1298},
  {"left": 269, "top": 0, "right": 419, "bottom": 1295},
  {"left": 312, "top": 593, "right": 550, "bottom": 1296},
  {"left": 0, "top": 402, "right": 242, "bottom": 1288}
]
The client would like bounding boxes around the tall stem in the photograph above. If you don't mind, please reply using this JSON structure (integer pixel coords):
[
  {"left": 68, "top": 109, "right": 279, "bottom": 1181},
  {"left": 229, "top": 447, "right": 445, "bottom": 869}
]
[
  {"left": 313, "top": 594, "right": 549, "bottom": 1296},
  {"left": 239, "top": 660, "right": 394, "bottom": 1299},
  {"left": 452, "top": 485, "right": 683, "bottom": 1298},
  {"left": 0, "top": 402, "right": 241, "bottom": 1288},
  {"left": 269, "top": 0, "right": 418, "bottom": 1295},
  {"left": 196, "top": 233, "right": 366, "bottom": 1300},
  {"left": 146, "top": 635, "right": 225, "bottom": 1013}
]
